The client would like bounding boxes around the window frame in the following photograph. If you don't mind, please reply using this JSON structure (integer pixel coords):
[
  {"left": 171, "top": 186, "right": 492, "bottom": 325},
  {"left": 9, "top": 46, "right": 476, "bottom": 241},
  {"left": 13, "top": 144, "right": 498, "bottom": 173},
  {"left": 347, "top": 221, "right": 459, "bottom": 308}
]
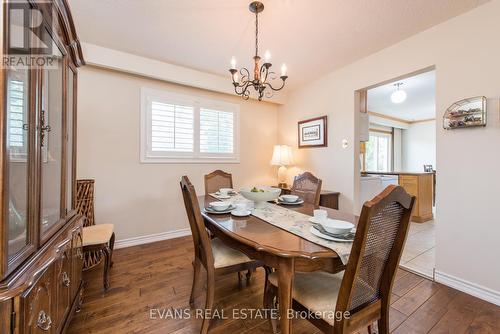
[
  {"left": 364, "top": 130, "right": 393, "bottom": 172},
  {"left": 140, "top": 88, "right": 240, "bottom": 164}
]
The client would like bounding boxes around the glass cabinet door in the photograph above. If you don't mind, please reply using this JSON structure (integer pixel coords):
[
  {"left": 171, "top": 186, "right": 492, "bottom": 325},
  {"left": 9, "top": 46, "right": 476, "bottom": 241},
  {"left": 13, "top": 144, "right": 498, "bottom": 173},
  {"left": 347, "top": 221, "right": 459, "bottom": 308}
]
[
  {"left": 66, "top": 67, "right": 76, "bottom": 213},
  {"left": 40, "top": 28, "right": 64, "bottom": 239},
  {"left": 7, "top": 69, "right": 31, "bottom": 259}
]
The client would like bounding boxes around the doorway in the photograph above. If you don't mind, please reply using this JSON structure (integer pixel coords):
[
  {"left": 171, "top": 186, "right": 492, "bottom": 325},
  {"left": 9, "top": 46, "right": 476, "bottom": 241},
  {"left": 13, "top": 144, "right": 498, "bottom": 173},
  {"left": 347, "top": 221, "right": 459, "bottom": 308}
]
[{"left": 358, "top": 68, "right": 436, "bottom": 279}]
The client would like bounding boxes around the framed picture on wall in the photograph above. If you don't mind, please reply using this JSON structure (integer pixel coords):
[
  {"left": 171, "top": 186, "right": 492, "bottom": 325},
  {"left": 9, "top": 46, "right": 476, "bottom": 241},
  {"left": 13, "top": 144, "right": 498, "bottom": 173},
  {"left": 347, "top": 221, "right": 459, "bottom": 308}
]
[{"left": 298, "top": 116, "right": 327, "bottom": 148}]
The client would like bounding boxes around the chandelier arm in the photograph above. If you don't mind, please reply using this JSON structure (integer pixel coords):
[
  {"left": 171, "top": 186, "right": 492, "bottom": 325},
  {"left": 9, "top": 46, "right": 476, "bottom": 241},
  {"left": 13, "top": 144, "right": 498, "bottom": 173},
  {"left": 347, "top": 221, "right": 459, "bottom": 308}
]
[
  {"left": 240, "top": 67, "right": 250, "bottom": 82},
  {"left": 260, "top": 63, "right": 270, "bottom": 83},
  {"left": 264, "top": 79, "right": 286, "bottom": 92},
  {"left": 235, "top": 81, "right": 251, "bottom": 96},
  {"left": 264, "top": 90, "right": 274, "bottom": 99}
]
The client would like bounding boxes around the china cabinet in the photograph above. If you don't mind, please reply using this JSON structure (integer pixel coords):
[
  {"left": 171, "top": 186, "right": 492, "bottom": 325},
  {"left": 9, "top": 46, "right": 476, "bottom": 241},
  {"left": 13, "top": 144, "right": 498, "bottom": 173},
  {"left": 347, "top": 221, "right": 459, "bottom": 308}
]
[{"left": 0, "top": 0, "right": 84, "bottom": 333}]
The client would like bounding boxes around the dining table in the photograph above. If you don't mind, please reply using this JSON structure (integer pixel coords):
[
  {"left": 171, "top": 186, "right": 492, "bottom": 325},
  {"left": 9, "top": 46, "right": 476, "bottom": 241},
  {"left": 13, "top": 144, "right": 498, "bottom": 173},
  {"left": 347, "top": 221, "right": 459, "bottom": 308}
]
[{"left": 199, "top": 194, "right": 358, "bottom": 334}]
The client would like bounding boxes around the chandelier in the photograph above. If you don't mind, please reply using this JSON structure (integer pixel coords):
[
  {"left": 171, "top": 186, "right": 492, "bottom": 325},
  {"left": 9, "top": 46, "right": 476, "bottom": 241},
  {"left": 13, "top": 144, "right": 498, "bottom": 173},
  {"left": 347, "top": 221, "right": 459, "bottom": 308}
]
[{"left": 229, "top": 1, "right": 288, "bottom": 101}]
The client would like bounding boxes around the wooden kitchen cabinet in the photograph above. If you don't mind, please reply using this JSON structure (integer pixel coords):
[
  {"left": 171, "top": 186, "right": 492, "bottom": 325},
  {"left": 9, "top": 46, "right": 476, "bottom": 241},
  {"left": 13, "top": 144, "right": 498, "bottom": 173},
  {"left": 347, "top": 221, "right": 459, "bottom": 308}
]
[{"left": 398, "top": 173, "right": 434, "bottom": 223}]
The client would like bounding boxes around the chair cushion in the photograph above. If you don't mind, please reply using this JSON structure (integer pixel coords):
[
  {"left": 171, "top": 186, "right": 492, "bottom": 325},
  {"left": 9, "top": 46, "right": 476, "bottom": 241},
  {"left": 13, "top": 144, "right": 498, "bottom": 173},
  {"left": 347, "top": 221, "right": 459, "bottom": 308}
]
[
  {"left": 83, "top": 224, "right": 114, "bottom": 246},
  {"left": 268, "top": 270, "right": 344, "bottom": 325},
  {"left": 211, "top": 238, "right": 252, "bottom": 268}
]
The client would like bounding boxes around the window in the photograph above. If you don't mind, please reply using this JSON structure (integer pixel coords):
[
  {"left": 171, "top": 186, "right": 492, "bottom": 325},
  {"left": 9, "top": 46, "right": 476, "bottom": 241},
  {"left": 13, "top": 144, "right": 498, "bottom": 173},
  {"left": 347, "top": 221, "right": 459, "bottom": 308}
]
[
  {"left": 141, "top": 88, "right": 240, "bottom": 163},
  {"left": 365, "top": 131, "right": 392, "bottom": 172}
]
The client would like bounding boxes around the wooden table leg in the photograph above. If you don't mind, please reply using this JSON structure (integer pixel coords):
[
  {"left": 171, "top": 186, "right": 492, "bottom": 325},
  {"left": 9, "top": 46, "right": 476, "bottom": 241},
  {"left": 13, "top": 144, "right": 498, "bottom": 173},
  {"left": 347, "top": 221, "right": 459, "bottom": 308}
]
[{"left": 278, "top": 257, "right": 294, "bottom": 334}]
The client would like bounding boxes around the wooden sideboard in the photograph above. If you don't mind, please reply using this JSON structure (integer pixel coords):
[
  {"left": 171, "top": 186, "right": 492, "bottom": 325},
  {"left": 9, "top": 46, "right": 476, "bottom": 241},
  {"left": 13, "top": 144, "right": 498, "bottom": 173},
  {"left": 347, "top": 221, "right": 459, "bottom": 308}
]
[
  {"left": 277, "top": 186, "right": 340, "bottom": 210},
  {"left": 0, "top": 0, "right": 85, "bottom": 332}
]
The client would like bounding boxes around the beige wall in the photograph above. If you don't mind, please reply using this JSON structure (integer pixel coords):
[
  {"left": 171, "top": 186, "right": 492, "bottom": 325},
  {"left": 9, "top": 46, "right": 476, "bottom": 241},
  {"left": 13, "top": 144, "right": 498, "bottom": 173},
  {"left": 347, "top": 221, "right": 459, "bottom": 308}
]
[
  {"left": 77, "top": 66, "right": 278, "bottom": 240},
  {"left": 278, "top": 0, "right": 500, "bottom": 296}
]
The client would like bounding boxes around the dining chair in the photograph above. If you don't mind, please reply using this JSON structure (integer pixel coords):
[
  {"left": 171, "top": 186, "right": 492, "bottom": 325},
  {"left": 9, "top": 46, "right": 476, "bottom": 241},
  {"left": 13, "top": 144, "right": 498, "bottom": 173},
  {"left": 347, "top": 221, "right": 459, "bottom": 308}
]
[
  {"left": 264, "top": 185, "right": 415, "bottom": 334},
  {"left": 204, "top": 169, "right": 233, "bottom": 195},
  {"left": 76, "top": 179, "right": 115, "bottom": 291},
  {"left": 290, "top": 171, "right": 322, "bottom": 206},
  {"left": 180, "top": 176, "right": 262, "bottom": 334}
]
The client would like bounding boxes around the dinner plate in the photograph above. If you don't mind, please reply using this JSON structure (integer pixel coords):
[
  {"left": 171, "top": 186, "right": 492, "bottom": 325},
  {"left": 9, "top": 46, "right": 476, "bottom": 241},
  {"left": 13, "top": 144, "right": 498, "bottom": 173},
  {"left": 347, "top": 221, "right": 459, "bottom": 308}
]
[
  {"left": 308, "top": 217, "right": 354, "bottom": 226},
  {"left": 231, "top": 209, "right": 252, "bottom": 217},
  {"left": 277, "top": 197, "right": 304, "bottom": 205},
  {"left": 204, "top": 204, "right": 236, "bottom": 214},
  {"left": 215, "top": 194, "right": 231, "bottom": 199},
  {"left": 214, "top": 191, "right": 238, "bottom": 197},
  {"left": 309, "top": 226, "right": 354, "bottom": 242}
]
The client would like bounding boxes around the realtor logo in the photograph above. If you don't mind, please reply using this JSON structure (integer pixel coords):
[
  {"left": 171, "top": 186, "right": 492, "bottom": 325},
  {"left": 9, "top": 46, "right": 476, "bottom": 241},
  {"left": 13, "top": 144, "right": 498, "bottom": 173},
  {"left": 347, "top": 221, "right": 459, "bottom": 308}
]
[{"left": 3, "top": 0, "right": 57, "bottom": 69}]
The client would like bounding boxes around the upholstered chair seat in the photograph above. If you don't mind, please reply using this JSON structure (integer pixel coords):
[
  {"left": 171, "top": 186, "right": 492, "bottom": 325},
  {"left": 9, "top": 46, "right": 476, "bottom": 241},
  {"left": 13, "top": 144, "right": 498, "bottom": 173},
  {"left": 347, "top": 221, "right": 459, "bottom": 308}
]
[
  {"left": 268, "top": 271, "right": 344, "bottom": 325},
  {"left": 211, "top": 238, "right": 251, "bottom": 268},
  {"left": 83, "top": 224, "right": 114, "bottom": 246}
]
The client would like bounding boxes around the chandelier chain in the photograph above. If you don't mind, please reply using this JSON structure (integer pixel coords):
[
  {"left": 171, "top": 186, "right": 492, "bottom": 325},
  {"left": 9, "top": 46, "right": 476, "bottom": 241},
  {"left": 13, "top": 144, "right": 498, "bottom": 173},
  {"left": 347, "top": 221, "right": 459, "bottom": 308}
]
[{"left": 255, "top": 11, "right": 259, "bottom": 57}]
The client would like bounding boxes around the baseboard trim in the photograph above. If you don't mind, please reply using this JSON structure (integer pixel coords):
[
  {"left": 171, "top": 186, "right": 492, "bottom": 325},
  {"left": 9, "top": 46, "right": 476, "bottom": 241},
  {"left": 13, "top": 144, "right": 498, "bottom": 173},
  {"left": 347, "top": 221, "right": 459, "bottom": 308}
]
[
  {"left": 435, "top": 270, "right": 500, "bottom": 306},
  {"left": 115, "top": 229, "right": 191, "bottom": 249}
]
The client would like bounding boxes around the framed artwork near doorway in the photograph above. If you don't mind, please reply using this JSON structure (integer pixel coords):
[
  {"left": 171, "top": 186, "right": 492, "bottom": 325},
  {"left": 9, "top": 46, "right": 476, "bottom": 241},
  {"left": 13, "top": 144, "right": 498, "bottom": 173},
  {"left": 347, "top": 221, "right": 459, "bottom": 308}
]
[{"left": 298, "top": 115, "right": 327, "bottom": 148}]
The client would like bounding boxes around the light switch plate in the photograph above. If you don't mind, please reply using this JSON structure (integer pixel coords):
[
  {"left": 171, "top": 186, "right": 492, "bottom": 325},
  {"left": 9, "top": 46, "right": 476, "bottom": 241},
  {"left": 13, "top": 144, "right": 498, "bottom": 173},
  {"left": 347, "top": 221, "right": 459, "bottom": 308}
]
[{"left": 342, "top": 139, "right": 349, "bottom": 149}]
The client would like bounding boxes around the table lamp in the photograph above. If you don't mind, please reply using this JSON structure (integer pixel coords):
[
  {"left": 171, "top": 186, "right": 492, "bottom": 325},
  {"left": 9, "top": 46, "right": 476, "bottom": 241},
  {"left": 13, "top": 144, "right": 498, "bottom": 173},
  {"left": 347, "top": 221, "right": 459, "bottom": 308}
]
[{"left": 271, "top": 145, "right": 294, "bottom": 188}]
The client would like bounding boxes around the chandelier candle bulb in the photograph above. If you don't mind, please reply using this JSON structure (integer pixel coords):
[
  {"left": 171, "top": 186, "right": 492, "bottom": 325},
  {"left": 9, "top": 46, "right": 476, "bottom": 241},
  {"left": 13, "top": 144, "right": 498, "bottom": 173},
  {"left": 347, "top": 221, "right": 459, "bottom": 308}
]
[
  {"left": 281, "top": 64, "right": 287, "bottom": 77},
  {"left": 230, "top": 56, "right": 236, "bottom": 69},
  {"left": 265, "top": 50, "right": 271, "bottom": 62}
]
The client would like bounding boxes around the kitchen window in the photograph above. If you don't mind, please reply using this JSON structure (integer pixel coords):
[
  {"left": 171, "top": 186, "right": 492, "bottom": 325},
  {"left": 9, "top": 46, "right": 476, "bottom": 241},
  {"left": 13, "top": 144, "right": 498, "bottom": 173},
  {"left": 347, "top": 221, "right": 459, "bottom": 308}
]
[
  {"left": 141, "top": 88, "right": 240, "bottom": 163},
  {"left": 365, "top": 131, "right": 392, "bottom": 172}
]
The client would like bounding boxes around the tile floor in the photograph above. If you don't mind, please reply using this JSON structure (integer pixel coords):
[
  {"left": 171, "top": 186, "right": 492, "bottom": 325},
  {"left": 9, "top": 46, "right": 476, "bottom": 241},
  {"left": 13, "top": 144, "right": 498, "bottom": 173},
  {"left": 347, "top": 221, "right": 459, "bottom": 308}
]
[{"left": 401, "top": 220, "right": 435, "bottom": 279}]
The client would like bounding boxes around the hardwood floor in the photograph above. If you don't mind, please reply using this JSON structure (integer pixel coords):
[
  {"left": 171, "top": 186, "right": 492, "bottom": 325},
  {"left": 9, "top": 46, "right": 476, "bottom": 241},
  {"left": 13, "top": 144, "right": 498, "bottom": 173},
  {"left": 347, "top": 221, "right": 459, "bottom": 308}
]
[{"left": 68, "top": 237, "right": 500, "bottom": 334}]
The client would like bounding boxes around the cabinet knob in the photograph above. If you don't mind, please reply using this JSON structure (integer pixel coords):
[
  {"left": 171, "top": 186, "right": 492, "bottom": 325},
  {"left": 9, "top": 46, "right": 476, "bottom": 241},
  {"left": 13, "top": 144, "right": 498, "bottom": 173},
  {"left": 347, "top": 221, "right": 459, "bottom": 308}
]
[
  {"left": 62, "top": 271, "right": 71, "bottom": 287},
  {"left": 37, "top": 310, "right": 52, "bottom": 331}
]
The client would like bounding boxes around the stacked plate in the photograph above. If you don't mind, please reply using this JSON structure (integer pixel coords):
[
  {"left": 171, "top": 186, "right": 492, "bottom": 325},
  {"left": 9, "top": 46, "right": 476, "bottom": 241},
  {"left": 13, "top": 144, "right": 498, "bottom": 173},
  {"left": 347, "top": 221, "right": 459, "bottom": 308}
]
[
  {"left": 214, "top": 188, "right": 238, "bottom": 199},
  {"left": 309, "top": 217, "right": 356, "bottom": 242},
  {"left": 277, "top": 194, "right": 304, "bottom": 205},
  {"left": 204, "top": 202, "right": 235, "bottom": 214}
]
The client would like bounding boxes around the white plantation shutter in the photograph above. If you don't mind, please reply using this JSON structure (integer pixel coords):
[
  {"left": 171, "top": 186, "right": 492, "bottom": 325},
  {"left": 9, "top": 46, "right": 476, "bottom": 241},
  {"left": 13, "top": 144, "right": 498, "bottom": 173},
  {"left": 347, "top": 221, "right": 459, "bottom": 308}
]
[
  {"left": 141, "top": 88, "right": 239, "bottom": 163},
  {"left": 200, "top": 108, "right": 233, "bottom": 154},
  {"left": 8, "top": 79, "right": 27, "bottom": 157},
  {"left": 150, "top": 101, "right": 194, "bottom": 152}
]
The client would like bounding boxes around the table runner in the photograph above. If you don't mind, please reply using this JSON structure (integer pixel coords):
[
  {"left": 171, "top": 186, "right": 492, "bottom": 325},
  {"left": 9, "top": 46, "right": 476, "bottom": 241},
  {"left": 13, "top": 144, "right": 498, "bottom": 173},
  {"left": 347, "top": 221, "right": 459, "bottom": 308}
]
[{"left": 208, "top": 193, "right": 352, "bottom": 264}]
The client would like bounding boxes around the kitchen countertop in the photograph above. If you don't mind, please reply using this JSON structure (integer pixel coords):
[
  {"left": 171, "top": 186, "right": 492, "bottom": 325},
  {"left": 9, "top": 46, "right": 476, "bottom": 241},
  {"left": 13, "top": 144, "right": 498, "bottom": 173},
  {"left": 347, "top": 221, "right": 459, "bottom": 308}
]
[{"left": 362, "top": 171, "right": 435, "bottom": 176}]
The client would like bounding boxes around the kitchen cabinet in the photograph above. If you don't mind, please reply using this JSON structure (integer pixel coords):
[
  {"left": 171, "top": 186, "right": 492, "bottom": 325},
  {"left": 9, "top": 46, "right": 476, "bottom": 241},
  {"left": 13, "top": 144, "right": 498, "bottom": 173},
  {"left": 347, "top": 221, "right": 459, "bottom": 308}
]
[{"left": 398, "top": 173, "right": 434, "bottom": 223}]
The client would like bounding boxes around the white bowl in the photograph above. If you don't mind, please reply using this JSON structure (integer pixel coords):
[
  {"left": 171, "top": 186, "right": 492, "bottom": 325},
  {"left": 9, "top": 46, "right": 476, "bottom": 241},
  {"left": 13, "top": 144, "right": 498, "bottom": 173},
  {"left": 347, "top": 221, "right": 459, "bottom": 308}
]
[
  {"left": 320, "top": 219, "right": 354, "bottom": 235},
  {"left": 219, "top": 188, "right": 234, "bottom": 194},
  {"left": 239, "top": 187, "right": 281, "bottom": 208},
  {"left": 209, "top": 201, "right": 231, "bottom": 211},
  {"left": 281, "top": 194, "right": 299, "bottom": 203}
]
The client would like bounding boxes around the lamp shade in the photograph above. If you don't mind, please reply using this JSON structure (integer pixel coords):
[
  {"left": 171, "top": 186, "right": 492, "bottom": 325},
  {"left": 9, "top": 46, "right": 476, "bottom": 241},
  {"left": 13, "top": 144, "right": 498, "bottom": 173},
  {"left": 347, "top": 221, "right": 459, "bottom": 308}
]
[{"left": 271, "top": 145, "right": 293, "bottom": 166}]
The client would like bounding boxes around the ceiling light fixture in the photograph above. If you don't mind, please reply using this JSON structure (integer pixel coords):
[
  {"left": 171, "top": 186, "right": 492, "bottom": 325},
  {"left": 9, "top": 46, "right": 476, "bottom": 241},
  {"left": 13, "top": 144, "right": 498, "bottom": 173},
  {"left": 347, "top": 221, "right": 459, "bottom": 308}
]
[
  {"left": 391, "top": 82, "right": 407, "bottom": 104},
  {"left": 229, "top": 1, "right": 288, "bottom": 101}
]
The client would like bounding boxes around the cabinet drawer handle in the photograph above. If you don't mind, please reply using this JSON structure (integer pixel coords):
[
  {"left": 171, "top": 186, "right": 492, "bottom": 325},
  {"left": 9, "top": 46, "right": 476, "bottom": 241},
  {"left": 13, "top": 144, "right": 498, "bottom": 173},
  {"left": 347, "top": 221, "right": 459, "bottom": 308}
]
[
  {"left": 37, "top": 310, "right": 52, "bottom": 331},
  {"left": 62, "top": 271, "right": 71, "bottom": 287}
]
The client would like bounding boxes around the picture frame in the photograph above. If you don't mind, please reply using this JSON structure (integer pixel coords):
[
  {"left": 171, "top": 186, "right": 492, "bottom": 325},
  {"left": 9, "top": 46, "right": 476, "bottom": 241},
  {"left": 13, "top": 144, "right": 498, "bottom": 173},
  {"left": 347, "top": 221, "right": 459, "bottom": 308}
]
[{"left": 298, "top": 116, "right": 327, "bottom": 148}]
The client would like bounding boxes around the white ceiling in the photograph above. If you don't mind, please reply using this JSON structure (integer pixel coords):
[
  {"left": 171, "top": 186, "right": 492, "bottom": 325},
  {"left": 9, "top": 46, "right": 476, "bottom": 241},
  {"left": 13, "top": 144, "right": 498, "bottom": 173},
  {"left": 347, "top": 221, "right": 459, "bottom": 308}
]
[
  {"left": 68, "top": 0, "right": 488, "bottom": 89},
  {"left": 368, "top": 70, "right": 436, "bottom": 121}
]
